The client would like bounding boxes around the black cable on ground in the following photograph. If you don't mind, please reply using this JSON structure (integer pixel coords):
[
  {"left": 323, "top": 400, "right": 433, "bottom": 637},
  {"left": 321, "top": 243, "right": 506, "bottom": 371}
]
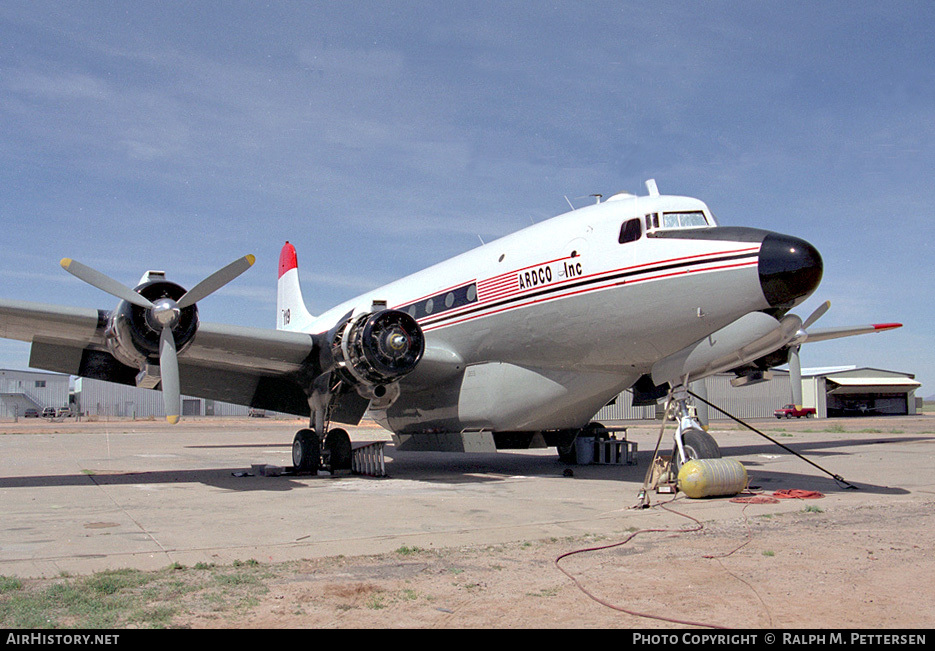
[{"left": 687, "top": 389, "right": 857, "bottom": 490}]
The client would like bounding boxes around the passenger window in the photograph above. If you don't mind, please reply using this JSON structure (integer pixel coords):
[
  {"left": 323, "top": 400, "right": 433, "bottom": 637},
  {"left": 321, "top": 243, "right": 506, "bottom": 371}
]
[{"left": 618, "top": 218, "right": 642, "bottom": 244}]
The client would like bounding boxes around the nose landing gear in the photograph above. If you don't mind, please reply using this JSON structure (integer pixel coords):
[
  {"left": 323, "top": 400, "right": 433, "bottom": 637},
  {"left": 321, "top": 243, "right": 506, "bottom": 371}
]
[{"left": 670, "top": 385, "right": 721, "bottom": 471}]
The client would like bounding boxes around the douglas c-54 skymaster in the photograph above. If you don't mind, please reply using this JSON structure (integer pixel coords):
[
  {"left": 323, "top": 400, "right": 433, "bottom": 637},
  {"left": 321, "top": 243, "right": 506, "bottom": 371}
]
[{"left": 0, "top": 180, "right": 901, "bottom": 472}]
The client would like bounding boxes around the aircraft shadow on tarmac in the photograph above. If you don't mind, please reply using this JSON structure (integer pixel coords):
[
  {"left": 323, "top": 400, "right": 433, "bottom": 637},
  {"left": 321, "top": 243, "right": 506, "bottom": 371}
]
[
  {"left": 0, "top": 445, "right": 633, "bottom": 493},
  {"left": 739, "top": 468, "right": 909, "bottom": 496},
  {"left": 716, "top": 435, "right": 922, "bottom": 496},
  {"left": 721, "top": 435, "right": 929, "bottom": 459},
  {"left": 0, "top": 436, "right": 916, "bottom": 495}
]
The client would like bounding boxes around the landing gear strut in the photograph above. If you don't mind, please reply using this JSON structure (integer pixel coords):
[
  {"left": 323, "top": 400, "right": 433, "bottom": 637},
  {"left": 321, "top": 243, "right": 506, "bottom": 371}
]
[
  {"left": 670, "top": 385, "right": 721, "bottom": 470},
  {"left": 292, "top": 391, "right": 328, "bottom": 473}
]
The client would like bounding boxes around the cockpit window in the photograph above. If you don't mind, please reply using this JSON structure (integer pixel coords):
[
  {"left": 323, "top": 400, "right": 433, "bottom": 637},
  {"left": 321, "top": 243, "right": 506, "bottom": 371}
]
[
  {"left": 618, "top": 218, "right": 642, "bottom": 244},
  {"left": 661, "top": 211, "right": 708, "bottom": 229}
]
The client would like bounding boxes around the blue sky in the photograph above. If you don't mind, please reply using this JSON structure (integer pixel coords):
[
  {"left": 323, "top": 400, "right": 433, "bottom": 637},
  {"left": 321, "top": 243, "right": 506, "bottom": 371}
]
[{"left": 1, "top": 2, "right": 932, "bottom": 396}]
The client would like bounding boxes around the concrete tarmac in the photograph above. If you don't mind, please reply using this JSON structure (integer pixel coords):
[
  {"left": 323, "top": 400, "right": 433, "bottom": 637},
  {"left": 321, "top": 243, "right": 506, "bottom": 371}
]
[{"left": 1, "top": 415, "right": 932, "bottom": 578}]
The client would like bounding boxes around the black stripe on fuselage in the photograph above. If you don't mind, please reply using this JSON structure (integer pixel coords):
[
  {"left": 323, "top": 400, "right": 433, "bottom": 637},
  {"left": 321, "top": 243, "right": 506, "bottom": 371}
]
[
  {"left": 395, "top": 282, "right": 479, "bottom": 322},
  {"left": 417, "top": 248, "right": 759, "bottom": 330}
]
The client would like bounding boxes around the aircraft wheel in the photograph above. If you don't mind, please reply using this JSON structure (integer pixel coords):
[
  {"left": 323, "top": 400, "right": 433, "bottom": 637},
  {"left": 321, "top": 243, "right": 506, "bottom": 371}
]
[
  {"left": 585, "top": 421, "right": 606, "bottom": 436},
  {"left": 674, "top": 427, "right": 721, "bottom": 470},
  {"left": 325, "top": 428, "right": 352, "bottom": 470},
  {"left": 681, "top": 427, "right": 721, "bottom": 460},
  {"left": 292, "top": 429, "right": 320, "bottom": 473}
]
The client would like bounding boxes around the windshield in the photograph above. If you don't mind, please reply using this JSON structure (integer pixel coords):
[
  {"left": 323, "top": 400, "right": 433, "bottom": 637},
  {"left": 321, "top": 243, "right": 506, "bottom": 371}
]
[{"left": 661, "top": 211, "right": 709, "bottom": 229}]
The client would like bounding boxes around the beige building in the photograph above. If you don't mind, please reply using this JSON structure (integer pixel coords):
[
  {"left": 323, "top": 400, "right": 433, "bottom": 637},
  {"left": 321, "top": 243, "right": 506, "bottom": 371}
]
[
  {"left": 596, "top": 366, "right": 921, "bottom": 422},
  {"left": 0, "top": 369, "right": 71, "bottom": 418}
]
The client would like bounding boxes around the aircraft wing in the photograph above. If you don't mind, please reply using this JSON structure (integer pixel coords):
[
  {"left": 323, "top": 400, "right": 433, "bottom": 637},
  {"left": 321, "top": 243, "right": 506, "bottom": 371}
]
[
  {"left": 0, "top": 299, "right": 104, "bottom": 345},
  {"left": 0, "top": 298, "right": 322, "bottom": 417}
]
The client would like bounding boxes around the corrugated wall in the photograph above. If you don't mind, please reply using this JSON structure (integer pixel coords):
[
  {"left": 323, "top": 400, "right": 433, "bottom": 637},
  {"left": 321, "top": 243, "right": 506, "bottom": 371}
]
[
  {"left": 595, "top": 373, "right": 795, "bottom": 422},
  {"left": 705, "top": 373, "right": 793, "bottom": 420},
  {"left": 75, "top": 377, "right": 251, "bottom": 418}
]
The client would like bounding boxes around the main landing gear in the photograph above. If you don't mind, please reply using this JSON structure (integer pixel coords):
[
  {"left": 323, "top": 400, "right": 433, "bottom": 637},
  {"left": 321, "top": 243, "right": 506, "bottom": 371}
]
[{"left": 292, "top": 425, "right": 353, "bottom": 474}]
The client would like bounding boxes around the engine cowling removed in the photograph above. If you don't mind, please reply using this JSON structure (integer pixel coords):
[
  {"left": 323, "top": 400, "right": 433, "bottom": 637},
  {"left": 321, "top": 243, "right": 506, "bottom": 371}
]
[{"left": 328, "top": 309, "right": 425, "bottom": 394}]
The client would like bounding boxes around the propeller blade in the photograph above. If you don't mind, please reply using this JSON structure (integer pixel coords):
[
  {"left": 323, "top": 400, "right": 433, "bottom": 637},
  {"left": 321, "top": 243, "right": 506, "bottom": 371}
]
[
  {"left": 177, "top": 255, "right": 256, "bottom": 309},
  {"left": 788, "top": 345, "right": 803, "bottom": 408},
  {"left": 60, "top": 258, "right": 154, "bottom": 309},
  {"left": 802, "top": 300, "right": 831, "bottom": 331},
  {"left": 159, "top": 327, "right": 181, "bottom": 424}
]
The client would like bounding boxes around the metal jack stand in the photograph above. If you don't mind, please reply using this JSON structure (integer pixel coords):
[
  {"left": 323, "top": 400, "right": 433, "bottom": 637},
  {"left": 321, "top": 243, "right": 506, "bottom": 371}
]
[{"left": 635, "top": 395, "right": 677, "bottom": 509}]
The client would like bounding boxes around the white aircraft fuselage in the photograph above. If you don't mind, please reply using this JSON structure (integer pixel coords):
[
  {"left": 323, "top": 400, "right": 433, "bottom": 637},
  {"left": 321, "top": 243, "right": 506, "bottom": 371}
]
[{"left": 280, "top": 186, "right": 822, "bottom": 438}]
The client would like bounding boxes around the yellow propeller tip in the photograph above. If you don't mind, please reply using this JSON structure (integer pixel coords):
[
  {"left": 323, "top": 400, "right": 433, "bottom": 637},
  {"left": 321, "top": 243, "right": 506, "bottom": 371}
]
[
  {"left": 166, "top": 415, "right": 180, "bottom": 425},
  {"left": 246, "top": 254, "right": 256, "bottom": 266},
  {"left": 60, "top": 258, "right": 73, "bottom": 269}
]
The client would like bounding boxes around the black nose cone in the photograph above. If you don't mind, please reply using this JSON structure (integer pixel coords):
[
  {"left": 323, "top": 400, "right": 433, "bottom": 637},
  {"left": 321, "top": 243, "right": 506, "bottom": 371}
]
[{"left": 758, "top": 233, "right": 823, "bottom": 308}]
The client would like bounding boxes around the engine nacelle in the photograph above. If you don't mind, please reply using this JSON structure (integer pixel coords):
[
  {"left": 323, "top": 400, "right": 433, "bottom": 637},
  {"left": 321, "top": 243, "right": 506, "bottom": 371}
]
[
  {"left": 104, "top": 279, "right": 199, "bottom": 368},
  {"left": 651, "top": 311, "right": 802, "bottom": 387},
  {"left": 328, "top": 309, "right": 425, "bottom": 393}
]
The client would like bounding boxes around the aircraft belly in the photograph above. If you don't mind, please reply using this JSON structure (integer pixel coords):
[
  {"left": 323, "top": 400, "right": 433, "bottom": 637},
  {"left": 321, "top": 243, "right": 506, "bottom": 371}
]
[
  {"left": 456, "top": 362, "right": 636, "bottom": 431},
  {"left": 380, "top": 363, "right": 638, "bottom": 434}
]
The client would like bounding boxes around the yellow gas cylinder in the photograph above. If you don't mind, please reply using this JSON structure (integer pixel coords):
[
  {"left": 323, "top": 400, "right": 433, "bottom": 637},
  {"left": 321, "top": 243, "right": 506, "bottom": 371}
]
[{"left": 677, "top": 458, "right": 748, "bottom": 498}]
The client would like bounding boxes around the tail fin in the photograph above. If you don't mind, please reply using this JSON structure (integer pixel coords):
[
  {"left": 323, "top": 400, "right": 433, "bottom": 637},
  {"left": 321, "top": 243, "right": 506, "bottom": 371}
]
[{"left": 277, "top": 241, "right": 315, "bottom": 331}]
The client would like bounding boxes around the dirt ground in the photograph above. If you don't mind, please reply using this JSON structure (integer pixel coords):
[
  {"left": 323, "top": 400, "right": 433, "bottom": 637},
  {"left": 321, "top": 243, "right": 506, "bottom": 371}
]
[{"left": 166, "top": 497, "right": 932, "bottom": 629}]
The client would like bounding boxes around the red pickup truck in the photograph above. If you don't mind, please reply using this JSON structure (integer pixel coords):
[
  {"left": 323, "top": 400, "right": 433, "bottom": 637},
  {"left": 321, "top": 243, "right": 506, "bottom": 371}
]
[{"left": 774, "top": 404, "right": 816, "bottom": 419}]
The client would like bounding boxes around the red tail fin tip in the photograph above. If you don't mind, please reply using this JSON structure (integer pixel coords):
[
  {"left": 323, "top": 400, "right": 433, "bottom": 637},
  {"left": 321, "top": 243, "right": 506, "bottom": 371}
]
[{"left": 279, "top": 241, "right": 298, "bottom": 279}]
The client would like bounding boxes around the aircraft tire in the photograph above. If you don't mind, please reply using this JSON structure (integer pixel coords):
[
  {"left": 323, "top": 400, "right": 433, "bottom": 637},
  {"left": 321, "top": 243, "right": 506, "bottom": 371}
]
[
  {"left": 292, "top": 429, "right": 320, "bottom": 473},
  {"left": 585, "top": 421, "right": 607, "bottom": 438},
  {"left": 325, "top": 428, "right": 352, "bottom": 470},
  {"left": 680, "top": 427, "right": 721, "bottom": 461}
]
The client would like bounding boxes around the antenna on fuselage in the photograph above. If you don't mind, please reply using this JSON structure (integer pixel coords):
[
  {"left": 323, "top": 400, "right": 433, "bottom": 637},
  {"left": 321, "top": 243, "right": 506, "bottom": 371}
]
[
  {"left": 590, "top": 194, "right": 603, "bottom": 204},
  {"left": 645, "top": 179, "right": 660, "bottom": 197}
]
